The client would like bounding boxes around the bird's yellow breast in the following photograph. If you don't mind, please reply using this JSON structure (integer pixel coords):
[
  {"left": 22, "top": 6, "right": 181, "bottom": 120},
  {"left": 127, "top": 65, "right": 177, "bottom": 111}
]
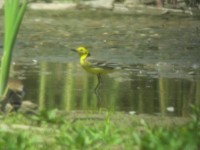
[{"left": 80, "top": 56, "right": 111, "bottom": 75}]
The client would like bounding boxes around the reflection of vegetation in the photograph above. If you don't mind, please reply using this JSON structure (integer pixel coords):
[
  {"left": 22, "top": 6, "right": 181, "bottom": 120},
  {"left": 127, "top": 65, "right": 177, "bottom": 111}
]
[
  {"left": 196, "top": 75, "right": 200, "bottom": 106},
  {"left": 30, "top": 62, "right": 199, "bottom": 115},
  {"left": 185, "top": 0, "right": 200, "bottom": 7},
  {"left": 62, "top": 63, "right": 74, "bottom": 111},
  {"left": 0, "top": 106, "right": 199, "bottom": 149},
  {"left": 158, "top": 76, "right": 166, "bottom": 115},
  {"left": 0, "top": 0, "right": 27, "bottom": 96},
  {"left": 38, "top": 62, "right": 47, "bottom": 110}
]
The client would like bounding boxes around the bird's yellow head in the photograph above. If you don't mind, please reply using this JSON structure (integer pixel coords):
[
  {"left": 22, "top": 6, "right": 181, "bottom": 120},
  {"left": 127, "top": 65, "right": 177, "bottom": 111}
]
[{"left": 71, "top": 47, "right": 90, "bottom": 57}]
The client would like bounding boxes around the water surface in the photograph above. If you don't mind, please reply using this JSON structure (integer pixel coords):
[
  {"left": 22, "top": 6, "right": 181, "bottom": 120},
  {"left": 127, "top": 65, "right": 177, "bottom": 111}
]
[{"left": 0, "top": 10, "right": 200, "bottom": 116}]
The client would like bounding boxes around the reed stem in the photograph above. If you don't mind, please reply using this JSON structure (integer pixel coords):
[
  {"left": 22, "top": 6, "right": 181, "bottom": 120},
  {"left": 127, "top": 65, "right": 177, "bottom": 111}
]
[{"left": 0, "top": 0, "right": 27, "bottom": 96}]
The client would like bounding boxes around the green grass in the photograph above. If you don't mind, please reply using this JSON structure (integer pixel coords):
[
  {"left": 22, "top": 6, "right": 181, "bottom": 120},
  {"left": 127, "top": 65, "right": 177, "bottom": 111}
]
[{"left": 0, "top": 106, "right": 199, "bottom": 150}]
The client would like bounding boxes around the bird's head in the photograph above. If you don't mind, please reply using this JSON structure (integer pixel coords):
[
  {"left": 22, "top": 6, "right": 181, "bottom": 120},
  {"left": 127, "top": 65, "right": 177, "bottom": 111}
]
[{"left": 71, "top": 47, "right": 91, "bottom": 57}]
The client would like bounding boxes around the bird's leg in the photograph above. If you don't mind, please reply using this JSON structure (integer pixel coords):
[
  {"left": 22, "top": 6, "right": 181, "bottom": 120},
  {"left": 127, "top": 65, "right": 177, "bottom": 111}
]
[
  {"left": 95, "top": 74, "right": 102, "bottom": 108},
  {"left": 95, "top": 74, "right": 102, "bottom": 93}
]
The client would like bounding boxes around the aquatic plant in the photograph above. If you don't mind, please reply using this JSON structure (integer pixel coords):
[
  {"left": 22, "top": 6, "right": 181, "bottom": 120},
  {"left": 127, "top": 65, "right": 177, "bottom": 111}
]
[{"left": 0, "top": 0, "right": 27, "bottom": 96}]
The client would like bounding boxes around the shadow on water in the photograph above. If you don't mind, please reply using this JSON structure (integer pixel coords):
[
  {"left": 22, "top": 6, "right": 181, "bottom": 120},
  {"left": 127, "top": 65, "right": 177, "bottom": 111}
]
[{"left": 1, "top": 10, "right": 200, "bottom": 116}]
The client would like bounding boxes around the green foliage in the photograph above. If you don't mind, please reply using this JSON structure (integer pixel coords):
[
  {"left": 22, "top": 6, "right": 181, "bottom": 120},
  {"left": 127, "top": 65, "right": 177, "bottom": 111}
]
[
  {"left": 31, "top": 109, "right": 67, "bottom": 124},
  {"left": 0, "top": 0, "right": 27, "bottom": 96},
  {"left": 56, "top": 117, "right": 122, "bottom": 149},
  {"left": 0, "top": 107, "right": 199, "bottom": 149},
  {"left": 0, "top": 131, "right": 42, "bottom": 150},
  {"left": 132, "top": 105, "right": 200, "bottom": 150}
]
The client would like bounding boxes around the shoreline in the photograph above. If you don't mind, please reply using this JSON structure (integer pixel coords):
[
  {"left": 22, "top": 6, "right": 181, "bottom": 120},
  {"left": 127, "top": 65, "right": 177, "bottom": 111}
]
[{"left": 0, "top": 1, "right": 198, "bottom": 16}]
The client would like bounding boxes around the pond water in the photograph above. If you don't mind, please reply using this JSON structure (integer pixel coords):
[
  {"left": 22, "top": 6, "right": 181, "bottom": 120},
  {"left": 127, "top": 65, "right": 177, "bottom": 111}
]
[{"left": 0, "top": 10, "right": 200, "bottom": 116}]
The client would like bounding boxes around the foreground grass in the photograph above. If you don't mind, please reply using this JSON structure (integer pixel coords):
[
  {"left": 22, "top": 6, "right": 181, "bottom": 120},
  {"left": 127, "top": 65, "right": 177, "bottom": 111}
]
[{"left": 0, "top": 107, "right": 199, "bottom": 150}]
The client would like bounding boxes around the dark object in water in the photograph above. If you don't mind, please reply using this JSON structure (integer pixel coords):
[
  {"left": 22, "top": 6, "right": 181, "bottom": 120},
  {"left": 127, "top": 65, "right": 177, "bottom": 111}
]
[{"left": 0, "top": 78, "right": 25, "bottom": 113}]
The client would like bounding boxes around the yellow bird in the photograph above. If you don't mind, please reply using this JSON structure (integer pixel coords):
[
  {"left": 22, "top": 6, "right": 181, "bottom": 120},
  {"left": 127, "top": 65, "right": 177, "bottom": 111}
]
[{"left": 71, "top": 46, "right": 122, "bottom": 92}]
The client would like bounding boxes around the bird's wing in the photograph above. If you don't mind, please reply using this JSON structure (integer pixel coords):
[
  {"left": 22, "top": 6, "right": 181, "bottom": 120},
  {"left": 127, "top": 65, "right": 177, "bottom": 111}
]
[{"left": 86, "top": 57, "right": 121, "bottom": 70}]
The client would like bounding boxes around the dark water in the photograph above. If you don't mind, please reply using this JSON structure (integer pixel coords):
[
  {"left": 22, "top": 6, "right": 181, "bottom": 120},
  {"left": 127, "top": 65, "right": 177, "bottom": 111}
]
[{"left": 0, "top": 10, "right": 200, "bottom": 116}]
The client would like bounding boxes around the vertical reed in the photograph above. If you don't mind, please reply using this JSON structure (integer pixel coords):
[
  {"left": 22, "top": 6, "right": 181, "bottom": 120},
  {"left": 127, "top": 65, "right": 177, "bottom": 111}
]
[{"left": 0, "top": 0, "right": 27, "bottom": 96}]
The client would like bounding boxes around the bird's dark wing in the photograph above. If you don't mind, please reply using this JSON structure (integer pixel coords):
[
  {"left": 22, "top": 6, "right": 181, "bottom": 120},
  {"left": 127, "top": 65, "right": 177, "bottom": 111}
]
[{"left": 86, "top": 57, "right": 122, "bottom": 70}]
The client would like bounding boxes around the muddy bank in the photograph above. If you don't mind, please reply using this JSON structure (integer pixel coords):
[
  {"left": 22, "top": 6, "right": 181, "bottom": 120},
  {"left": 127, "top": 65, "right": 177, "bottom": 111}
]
[
  {"left": 66, "top": 111, "right": 190, "bottom": 128},
  {"left": 0, "top": 110, "right": 190, "bottom": 130}
]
